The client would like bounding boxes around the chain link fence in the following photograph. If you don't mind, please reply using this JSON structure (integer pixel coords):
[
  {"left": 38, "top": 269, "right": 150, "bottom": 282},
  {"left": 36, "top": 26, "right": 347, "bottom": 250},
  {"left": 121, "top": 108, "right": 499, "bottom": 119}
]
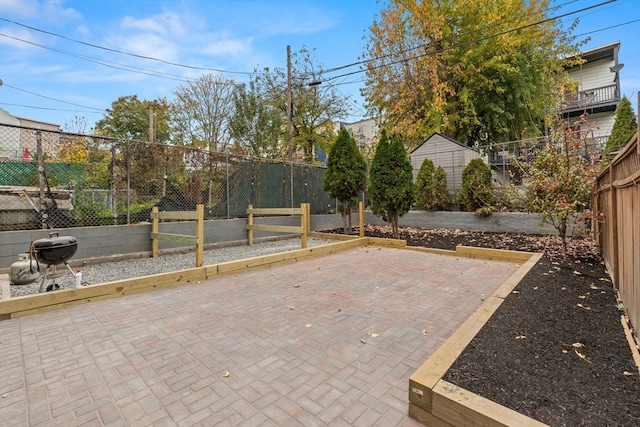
[{"left": 0, "top": 123, "right": 336, "bottom": 231}]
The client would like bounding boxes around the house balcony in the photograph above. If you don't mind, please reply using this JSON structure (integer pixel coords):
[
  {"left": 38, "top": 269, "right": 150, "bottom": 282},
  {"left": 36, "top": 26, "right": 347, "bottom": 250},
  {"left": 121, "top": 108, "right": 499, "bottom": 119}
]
[{"left": 562, "top": 84, "right": 619, "bottom": 118}]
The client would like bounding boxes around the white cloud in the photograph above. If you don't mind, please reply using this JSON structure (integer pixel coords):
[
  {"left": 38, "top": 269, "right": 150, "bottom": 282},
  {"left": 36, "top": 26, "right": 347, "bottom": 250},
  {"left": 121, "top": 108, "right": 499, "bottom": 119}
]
[
  {"left": 105, "top": 32, "right": 181, "bottom": 63},
  {"left": 0, "top": 0, "right": 82, "bottom": 22},
  {"left": 120, "top": 12, "right": 185, "bottom": 36},
  {"left": 0, "top": 27, "right": 44, "bottom": 50},
  {"left": 75, "top": 24, "right": 90, "bottom": 38}
]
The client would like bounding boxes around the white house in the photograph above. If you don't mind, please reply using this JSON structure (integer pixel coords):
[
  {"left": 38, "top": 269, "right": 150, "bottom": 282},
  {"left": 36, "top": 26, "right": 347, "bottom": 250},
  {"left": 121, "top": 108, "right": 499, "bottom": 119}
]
[
  {"left": 562, "top": 41, "right": 622, "bottom": 152},
  {"left": 409, "top": 133, "right": 483, "bottom": 194}
]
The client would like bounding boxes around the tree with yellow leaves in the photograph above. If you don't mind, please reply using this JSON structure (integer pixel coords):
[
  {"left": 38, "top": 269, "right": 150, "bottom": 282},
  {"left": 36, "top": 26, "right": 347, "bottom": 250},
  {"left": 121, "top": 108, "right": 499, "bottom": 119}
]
[{"left": 362, "top": 0, "right": 581, "bottom": 149}]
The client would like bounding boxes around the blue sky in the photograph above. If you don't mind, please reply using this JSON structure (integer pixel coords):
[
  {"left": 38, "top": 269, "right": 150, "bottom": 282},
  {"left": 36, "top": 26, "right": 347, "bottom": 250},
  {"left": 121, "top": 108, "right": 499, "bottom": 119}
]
[{"left": 0, "top": 0, "right": 638, "bottom": 131}]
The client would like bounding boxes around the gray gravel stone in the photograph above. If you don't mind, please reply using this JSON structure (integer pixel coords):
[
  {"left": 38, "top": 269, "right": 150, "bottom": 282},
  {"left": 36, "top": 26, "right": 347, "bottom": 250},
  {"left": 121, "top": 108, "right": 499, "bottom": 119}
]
[{"left": 9, "top": 237, "right": 328, "bottom": 298}]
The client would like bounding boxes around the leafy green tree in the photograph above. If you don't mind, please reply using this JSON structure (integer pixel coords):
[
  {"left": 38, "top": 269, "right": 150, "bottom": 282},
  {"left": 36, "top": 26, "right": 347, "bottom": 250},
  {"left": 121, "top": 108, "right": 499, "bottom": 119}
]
[
  {"left": 94, "top": 95, "right": 170, "bottom": 142},
  {"left": 457, "top": 158, "right": 494, "bottom": 212},
  {"left": 229, "top": 80, "right": 286, "bottom": 158},
  {"left": 525, "top": 119, "right": 597, "bottom": 254},
  {"left": 362, "top": 0, "right": 580, "bottom": 149},
  {"left": 94, "top": 95, "right": 171, "bottom": 199},
  {"left": 415, "top": 158, "right": 451, "bottom": 210},
  {"left": 171, "top": 73, "right": 238, "bottom": 152},
  {"left": 323, "top": 128, "right": 367, "bottom": 233},
  {"left": 369, "top": 131, "right": 415, "bottom": 238},
  {"left": 255, "top": 46, "right": 351, "bottom": 162},
  {"left": 604, "top": 96, "right": 637, "bottom": 159}
]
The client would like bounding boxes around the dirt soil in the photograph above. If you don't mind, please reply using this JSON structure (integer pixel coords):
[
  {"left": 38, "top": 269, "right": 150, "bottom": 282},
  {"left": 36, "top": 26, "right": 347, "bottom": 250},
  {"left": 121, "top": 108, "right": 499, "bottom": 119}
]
[{"left": 331, "top": 225, "right": 640, "bottom": 426}]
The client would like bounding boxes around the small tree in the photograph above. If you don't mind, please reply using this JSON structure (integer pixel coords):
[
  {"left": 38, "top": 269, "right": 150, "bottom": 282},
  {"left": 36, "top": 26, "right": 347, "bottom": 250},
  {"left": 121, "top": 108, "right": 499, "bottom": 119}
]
[
  {"left": 603, "top": 96, "right": 637, "bottom": 159},
  {"left": 457, "top": 158, "right": 494, "bottom": 211},
  {"left": 416, "top": 158, "right": 451, "bottom": 210},
  {"left": 369, "top": 131, "right": 415, "bottom": 238},
  {"left": 526, "top": 119, "right": 597, "bottom": 254},
  {"left": 323, "top": 128, "right": 367, "bottom": 233}
]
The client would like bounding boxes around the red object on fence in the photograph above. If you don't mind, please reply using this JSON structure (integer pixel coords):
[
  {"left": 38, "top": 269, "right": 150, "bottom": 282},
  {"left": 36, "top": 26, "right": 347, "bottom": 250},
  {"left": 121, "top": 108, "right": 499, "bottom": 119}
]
[{"left": 23, "top": 147, "right": 31, "bottom": 159}]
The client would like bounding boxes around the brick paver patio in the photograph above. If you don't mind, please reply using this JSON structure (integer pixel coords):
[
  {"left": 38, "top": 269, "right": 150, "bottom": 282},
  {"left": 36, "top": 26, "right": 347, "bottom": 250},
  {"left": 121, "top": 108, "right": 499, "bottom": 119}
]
[{"left": 0, "top": 245, "right": 520, "bottom": 426}]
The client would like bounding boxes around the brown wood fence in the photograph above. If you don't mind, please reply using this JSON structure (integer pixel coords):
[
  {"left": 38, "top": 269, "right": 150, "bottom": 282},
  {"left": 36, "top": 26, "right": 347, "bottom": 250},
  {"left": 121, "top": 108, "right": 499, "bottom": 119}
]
[{"left": 592, "top": 131, "right": 640, "bottom": 330}]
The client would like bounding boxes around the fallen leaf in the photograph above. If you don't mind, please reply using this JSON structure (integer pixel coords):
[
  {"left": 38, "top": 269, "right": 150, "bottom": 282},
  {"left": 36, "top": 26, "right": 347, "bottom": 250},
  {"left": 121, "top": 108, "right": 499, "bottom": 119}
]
[
  {"left": 573, "top": 270, "right": 582, "bottom": 275},
  {"left": 572, "top": 342, "right": 585, "bottom": 348},
  {"left": 578, "top": 295, "right": 586, "bottom": 299},
  {"left": 533, "top": 287, "right": 538, "bottom": 290},
  {"left": 512, "top": 290, "right": 520, "bottom": 294},
  {"left": 289, "top": 306, "right": 295, "bottom": 310},
  {"left": 223, "top": 371, "right": 230, "bottom": 378},
  {"left": 306, "top": 324, "right": 312, "bottom": 328},
  {"left": 562, "top": 349, "right": 568, "bottom": 354},
  {"left": 623, "top": 371, "right": 634, "bottom": 376},
  {"left": 515, "top": 335, "right": 526, "bottom": 340},
  {"left": 422, "top": 330, "right": 428, "bottom": 335},
  {"left": 360, "top": 339, "right": 366, "bottom": 344},
  {"left": 293, "top": 284, "right": 300, "bottom": 288},
  {"left": 574, "top": 350, "right": 587, "bottom": 359},
  {"left": 562, "top": 286, "right": 567, "bottom": 291}
]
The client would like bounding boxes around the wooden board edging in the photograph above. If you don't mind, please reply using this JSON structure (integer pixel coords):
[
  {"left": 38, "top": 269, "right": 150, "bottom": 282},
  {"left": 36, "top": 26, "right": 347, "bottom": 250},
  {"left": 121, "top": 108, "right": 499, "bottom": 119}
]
[
  {"left": 408, "top": 249, "right": 545, "bottom": 426},
  {"left": 432, "top": 380, "right": 548, "bottom": 427}
]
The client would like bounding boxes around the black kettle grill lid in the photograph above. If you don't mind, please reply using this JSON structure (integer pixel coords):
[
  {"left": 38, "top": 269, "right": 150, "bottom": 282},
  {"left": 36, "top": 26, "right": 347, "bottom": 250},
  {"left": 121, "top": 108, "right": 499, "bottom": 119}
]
[{"left": 32, "top": 232, "right": 78, "bottom": 248}]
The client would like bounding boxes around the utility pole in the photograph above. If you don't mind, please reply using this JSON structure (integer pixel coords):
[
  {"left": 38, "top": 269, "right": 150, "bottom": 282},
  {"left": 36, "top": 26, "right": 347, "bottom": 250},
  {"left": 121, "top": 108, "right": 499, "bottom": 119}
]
[
  {"left": 287, "top": 45, "right": 293, "bottom": 161},
  {"left": 149, "top": 109, "right": 154, "bottom": 143}
]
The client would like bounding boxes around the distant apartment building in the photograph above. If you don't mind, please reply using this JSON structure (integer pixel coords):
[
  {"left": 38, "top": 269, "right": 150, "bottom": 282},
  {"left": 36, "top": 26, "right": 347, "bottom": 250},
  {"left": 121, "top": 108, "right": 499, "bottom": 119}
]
[{"left": 337, "top": 117, "right": 381, "bottom": 159}]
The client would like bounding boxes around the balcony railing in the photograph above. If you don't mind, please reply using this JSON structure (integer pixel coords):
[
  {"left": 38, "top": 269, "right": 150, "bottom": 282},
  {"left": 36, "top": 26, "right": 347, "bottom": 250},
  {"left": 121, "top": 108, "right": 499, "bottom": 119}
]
[{"left": 564, "top": 84, "right": 619, "bottom": 111}]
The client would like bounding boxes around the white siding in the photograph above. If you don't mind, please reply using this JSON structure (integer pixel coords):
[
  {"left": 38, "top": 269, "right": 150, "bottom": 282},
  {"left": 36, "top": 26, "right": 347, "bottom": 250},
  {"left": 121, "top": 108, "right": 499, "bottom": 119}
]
[
  {"left": 569, "top": 59, "right": 616, "bottom": 91},
  {"left": 410, "top": 134, "right": 482, "bottom": 194}
]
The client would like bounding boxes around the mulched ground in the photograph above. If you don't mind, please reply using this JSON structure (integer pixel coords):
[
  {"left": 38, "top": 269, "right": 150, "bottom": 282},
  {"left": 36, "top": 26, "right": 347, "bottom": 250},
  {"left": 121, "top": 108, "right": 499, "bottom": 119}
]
[{"left": 327, "top": 225, "right": 640, "bottom": 426}]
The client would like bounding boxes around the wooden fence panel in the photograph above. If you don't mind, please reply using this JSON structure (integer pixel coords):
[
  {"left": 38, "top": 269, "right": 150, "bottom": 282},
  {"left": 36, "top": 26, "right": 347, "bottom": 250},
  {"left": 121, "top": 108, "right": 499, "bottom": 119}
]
[{"left": 593, "top": 132, "right": 639, "bottom": 330}]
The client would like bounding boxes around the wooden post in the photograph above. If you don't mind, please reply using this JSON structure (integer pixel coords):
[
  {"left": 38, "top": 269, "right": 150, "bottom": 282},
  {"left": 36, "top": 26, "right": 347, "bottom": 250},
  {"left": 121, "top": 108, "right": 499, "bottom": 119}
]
[
  {"left": 301, "top": 203, "right": 309, "bottom": 249},
  {"left": 609, "top": 165, "right": 619, "bottom": 289},
  {"left": 248, "top": 204, "right": 254, "bottom": 246},
  {"left": 195, "top": 204, "right": 204, "bottom": 268},
  {"left": 359, "top": 201, "right": 364, "bottom": 237},
  {"left": 151, "top": 206, "right": 159, "bottom": 258}
]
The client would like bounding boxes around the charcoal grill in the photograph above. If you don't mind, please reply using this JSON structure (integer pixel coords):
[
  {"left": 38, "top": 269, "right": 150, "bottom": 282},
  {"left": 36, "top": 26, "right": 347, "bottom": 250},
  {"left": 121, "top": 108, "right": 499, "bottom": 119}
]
[{"left": 31, "top": 232, "right": 78, "bottom": 292}]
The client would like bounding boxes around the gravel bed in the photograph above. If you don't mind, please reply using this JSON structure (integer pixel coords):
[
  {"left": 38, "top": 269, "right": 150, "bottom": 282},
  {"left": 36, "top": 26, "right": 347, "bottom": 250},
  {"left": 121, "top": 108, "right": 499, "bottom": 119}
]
[{"left": 8, "top": 237, "right": 328, "bottom": 298}]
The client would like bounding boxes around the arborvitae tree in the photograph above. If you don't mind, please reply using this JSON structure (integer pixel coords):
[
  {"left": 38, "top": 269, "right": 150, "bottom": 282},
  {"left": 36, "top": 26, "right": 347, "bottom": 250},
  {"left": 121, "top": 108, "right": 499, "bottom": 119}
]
[
  {"left": 433, "top": 166, "right": 451, "bottom": 210},
  {"left": 416, "top": 158, "right": 451, "bottom": 210},
  {"left": 323, "top": 128, "right": 367, "bottom": 233},
  {"left": 369, "top": 131, "right": 415, "bottom": 238},
  {"left": 604, "top": 96, "right": 637, "bottom": 159},
  {"left": 457, "top": 158, "right": 494, "bottom": 211}
]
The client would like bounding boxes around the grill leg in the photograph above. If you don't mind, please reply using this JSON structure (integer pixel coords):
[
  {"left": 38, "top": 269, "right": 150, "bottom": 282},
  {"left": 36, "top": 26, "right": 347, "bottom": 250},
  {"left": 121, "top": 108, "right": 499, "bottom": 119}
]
[{"left": 37, "top": 265, "right": 52, "bottom": 293}]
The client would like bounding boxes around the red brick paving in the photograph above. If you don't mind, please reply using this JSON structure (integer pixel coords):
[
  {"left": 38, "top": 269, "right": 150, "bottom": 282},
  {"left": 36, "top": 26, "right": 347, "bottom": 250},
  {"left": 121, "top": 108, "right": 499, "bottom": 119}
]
[{"left": 0, "top": 245, "right": 520, "bottom": 426}]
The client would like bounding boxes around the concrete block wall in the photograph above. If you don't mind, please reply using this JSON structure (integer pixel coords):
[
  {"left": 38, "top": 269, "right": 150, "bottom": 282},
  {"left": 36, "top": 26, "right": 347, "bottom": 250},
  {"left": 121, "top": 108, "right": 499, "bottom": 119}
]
[
  {"left": 0, "top": 211, "right": 578, "bottom": 270},
  {"left": 0, "top": 214, "right": 344, "bottom": 270},
  {"left": 366, "top": 211, "right": 567, "bottom": 235}
]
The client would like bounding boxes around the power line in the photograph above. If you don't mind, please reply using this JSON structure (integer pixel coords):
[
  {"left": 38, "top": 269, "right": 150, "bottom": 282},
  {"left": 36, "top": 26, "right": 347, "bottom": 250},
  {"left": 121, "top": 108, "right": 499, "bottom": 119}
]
[
  {"left": 318, "top": 0, "right": 617, "bottom": 84},
  {"left": 320, "top": 0, "right": 583, "bottom": 77},
  {"left": 0, "top": 102, "right": 104, "bottom": 114},
  {"left": 0, "top": 17, "right": 263, "bottom": 76},
  {"left": 0, "top": 33, "right": 195, "bottom": 82},
  {"left": 573, "top": 18, "right": 640, "bottom": 37},
  {"left": 2, "top": 83, "right": 105, "bottom": 111}
]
